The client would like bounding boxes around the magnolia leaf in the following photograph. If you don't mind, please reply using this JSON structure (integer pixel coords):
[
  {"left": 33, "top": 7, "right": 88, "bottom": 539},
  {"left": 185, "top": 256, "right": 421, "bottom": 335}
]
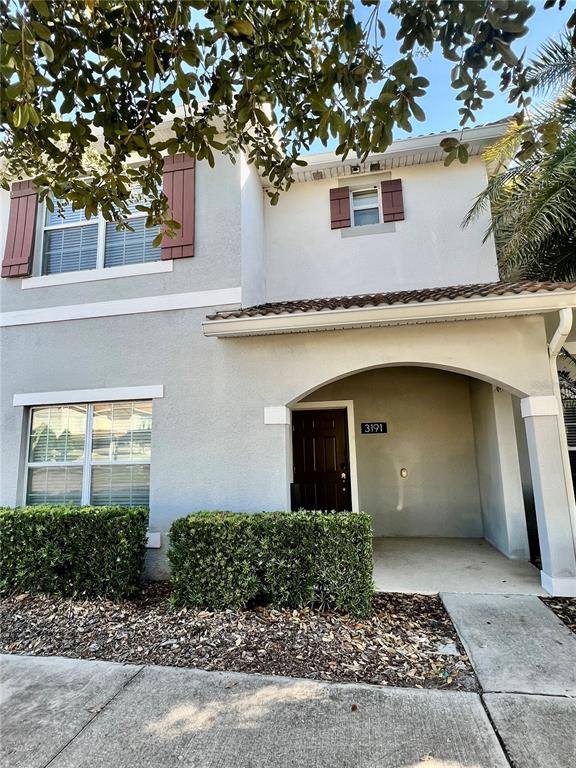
[{"left": 39, "top": 40, "right": 54, "bottom": 62}]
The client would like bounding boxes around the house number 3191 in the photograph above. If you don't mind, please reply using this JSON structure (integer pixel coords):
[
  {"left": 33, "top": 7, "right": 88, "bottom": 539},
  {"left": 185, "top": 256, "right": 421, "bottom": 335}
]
[{"left": 361, "top": 422, "right": 387, "bottom": 434}]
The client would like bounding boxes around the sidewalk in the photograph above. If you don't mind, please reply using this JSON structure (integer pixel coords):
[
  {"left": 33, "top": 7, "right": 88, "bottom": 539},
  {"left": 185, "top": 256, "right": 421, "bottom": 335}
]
[
  {"left": 1, "top": 655, "right": 506, "bottom": 768},
  {"left": 1, "top": 594, "right": 575, "bottom": 768}
]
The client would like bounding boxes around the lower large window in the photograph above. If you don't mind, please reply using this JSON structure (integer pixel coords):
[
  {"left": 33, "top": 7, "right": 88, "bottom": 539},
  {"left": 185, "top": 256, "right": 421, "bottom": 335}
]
[{"left": 26, "top": 401, "right": 152, "bottom": 506}]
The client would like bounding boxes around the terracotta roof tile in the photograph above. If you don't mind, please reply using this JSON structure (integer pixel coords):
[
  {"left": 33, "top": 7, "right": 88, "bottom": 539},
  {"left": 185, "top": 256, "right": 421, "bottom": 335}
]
[{"left": 207, "top": 281, "right": 576, "bottom": 321}]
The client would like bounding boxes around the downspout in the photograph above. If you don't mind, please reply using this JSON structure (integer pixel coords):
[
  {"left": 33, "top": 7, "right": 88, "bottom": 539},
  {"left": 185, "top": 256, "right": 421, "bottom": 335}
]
[{"left": 548, "top": 307, "right": 576, "bottom": 548}]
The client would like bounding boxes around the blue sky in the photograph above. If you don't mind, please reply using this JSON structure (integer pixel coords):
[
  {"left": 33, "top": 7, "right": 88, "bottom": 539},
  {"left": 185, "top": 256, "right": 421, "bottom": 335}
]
[{"left": 309, "top": 0, "right": 571, "bottom": 152}]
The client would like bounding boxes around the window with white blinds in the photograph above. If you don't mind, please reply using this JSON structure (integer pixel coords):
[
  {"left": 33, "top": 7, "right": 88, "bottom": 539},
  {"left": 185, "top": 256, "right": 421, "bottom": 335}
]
[
  {"left": 26, "top": 401, "right": 152, "bottom": 506},
  {"left": 42, "top": 189, "right": 160, "bottom": 275},
  {"left": 563, "top": 399, "right": 576, "bottom": 449},
  {"left": 351, "top": 187, "right": 381, "bottom": 227}
]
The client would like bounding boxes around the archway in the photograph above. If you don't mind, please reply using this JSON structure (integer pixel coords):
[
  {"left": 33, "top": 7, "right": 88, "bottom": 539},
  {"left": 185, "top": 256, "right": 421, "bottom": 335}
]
[{"left": 289, "top": 364, "right": 544, "bottom": 594}]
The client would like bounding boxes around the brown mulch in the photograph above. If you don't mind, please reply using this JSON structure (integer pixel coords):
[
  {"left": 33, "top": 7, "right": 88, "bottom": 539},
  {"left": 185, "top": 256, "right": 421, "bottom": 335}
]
[
  {"left": 0, "top": 584, "right": 477, "bottom": 691},
  {"left": 542, "top": 597, "right": 576, "bottom": 633}
]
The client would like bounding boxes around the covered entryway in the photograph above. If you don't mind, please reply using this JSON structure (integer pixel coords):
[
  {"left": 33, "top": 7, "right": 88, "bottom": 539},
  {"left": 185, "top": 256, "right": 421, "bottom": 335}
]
[
  {"left": 206, "top": 289, "right": 576, "bottom": 595},
  {"left": 291, "top": 365, "right": 546, "bottom": 593}
]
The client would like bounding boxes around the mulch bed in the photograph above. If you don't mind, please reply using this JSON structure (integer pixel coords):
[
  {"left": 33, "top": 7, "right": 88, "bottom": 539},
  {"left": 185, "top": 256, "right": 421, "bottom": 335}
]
[
  {"left": 542, "top": 597, "right": 576, "bottom": 633},
  {"left": 0, "top": 584, "right": 477, "bottom": 691}
]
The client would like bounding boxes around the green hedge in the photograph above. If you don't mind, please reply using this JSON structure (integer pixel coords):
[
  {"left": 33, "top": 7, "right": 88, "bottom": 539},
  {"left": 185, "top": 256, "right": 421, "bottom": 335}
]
[
  {"left": 169, "top": 511, "right": 373, "bottom": 617},
  {"left": 0, "top": 505, "right": 148, "bottom": 598}
]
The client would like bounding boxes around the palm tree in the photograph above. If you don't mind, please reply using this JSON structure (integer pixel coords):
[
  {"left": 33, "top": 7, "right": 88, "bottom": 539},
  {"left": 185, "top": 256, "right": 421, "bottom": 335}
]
[{"left": 464, "top": 32, "right": 576, "bottom": 281}]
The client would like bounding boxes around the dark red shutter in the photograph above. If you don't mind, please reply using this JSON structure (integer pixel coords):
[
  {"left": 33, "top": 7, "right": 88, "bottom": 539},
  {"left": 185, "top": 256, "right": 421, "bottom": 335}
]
[
  {"left": 1, "top": 181, "right": 38, "bottom": 278},
  {"left": 381, "top": 179, "right": 405, "bottom": 222},
  {"left": 330, "top": 187, "right": 351, "bottom": 229},
  {"left": 161, "top": 153, "right": 195, "bottom": 260}
]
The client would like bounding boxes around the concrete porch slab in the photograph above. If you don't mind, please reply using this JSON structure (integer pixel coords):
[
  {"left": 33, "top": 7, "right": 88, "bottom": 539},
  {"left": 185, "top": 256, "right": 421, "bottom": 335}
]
[
  {"left": 1, "top": 656, "right": 510, "bottom": 768},
  {"left": 483, "top": 693, "right": 576, "bottom": 768},
  {"left": 373, "top": 537, "right": 545, "bottom": 595},
  {"left": 0, "top": 654, "right": 141, "bottom": 768},
  {"left": 441, "top": 593, "right": 576, "bottom": 695}
]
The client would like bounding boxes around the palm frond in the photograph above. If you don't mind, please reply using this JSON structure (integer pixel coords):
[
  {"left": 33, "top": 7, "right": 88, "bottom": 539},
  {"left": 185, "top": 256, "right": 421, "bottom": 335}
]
[{"left": 527, "top": 31, "right": 576, "bottom": 95}]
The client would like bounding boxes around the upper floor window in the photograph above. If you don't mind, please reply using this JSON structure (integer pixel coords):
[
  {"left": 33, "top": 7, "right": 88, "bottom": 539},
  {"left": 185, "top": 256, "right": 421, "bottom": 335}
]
[
  {"left": 26, "top": 400, "right": 152, "bottom": 506},
  {"left": 351, "top": 187, "right": 381, "bottom": 227},
  {"left": 42, "top": 190, "right": 160, "bottom": 275}
]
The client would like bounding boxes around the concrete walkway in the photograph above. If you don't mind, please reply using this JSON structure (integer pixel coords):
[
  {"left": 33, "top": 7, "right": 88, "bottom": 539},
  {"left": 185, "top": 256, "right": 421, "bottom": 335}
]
[
  {"left": 1, "top": 655, "right": 508, "bottom": 768},
  {"left": 441, "top": 593, "right": 576, "bottom": 768},
  {"left": 441, "top": 593, "right": 576, "bottom": 695},
  {"left": 373, "top": 537, "right": 545, "bottom": 594}
]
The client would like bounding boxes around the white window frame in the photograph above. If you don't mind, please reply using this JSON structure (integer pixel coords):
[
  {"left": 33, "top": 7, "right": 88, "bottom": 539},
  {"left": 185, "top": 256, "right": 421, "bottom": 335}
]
[
  {"left": 39, "top": 192, "right": 160, "bottom": 276},
  {"left": 25, "top": 401, "right": 152, "bottom": 506},
  {"left": 350, "top": 186, "right": 382, "bottom": 228}
]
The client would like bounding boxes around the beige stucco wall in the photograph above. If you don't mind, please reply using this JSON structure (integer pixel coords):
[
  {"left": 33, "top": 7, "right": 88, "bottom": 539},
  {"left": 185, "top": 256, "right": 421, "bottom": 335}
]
[
  {"left": 264, "top": 158, "right": 498, "bottom": 302},
  {"left": 470, "top": 381, "right": 529, "bottom": 559},
  {"left": 0, "top": 309, "right": 558, "bottom": 577},
  {"left": 0, "top": 151, "right": 242, "bottom": 314},
  {"left": 301, "top": 367, "right": 483, "bottom": 538}
]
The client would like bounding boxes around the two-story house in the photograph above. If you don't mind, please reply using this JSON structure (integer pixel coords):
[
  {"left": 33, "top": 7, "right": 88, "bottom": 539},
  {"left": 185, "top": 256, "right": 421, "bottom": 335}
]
[{"left": 1, "top": 121, "right": 575, "bottom": 596}]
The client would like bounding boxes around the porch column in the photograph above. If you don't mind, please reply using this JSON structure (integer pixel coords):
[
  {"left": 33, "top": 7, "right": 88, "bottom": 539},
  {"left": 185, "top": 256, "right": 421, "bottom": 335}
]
[
  {"left": 521, "top": 395, "right": 576, "bottom": 595},
  {"left": 263, "top": 406, "right": 292, "bottom": 511}
]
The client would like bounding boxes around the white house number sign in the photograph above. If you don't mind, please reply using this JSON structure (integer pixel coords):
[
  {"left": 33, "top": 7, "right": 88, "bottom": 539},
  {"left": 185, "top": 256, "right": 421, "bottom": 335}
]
[{"left": 361, "top": 422, "right": 387, "bottom": 434}]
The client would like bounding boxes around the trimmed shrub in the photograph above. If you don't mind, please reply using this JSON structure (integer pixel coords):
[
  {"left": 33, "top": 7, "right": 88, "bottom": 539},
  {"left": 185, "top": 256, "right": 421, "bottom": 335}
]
[
  {"left": 0, "top": 505, "right": 148, "bottom": 598},
  {"left": 169, "top": 511, "right": 373, "bottom": 617}
]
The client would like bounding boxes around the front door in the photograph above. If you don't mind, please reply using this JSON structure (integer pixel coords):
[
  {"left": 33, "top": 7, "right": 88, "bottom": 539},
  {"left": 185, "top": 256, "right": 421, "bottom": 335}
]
[{"left": 291, "top": 409, "right": 352, "bottom": 511}]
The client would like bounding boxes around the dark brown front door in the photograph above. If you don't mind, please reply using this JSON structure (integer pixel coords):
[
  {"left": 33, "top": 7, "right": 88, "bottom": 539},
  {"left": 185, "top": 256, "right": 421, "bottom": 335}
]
[{"left": 291, "top": 409, "right": 352, "bottom": 511}]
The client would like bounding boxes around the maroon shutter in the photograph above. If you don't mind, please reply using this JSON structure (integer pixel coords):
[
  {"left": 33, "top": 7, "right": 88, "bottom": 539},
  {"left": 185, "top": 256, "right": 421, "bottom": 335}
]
[
  {"left": 161, "top": 153, "right": 195, "bottom": 260},
  {"left": 381, "top": 179, "right": 405, "bottom": 222},
  {"left": 330, "top": 187, "right": 351, "bottom": 229},
  {"left": 1, "top": 181, "right": 38, "bottom": 278}
]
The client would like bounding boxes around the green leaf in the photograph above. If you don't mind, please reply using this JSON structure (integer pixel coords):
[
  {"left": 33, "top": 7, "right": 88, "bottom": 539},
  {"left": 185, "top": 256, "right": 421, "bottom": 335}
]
[
  {"left": 31, "top": 21, "right": 52, "bottom": 41},
  {"left": 39, "top": 40, "right": 54, "bottom": 62},
  {"left": 2, "top": 28, "right": 21, "bottom": 45},
  {"left": 254, "top": 108, "right": 270, "bottom": 127},
  {"left": 225, "top": 19, "right": 255, "bottom": 38},
  {"left": 440, "top": 137, "right": 459, "bottom": 150},
  {"left": 13, "top": 104, "right": 27, "bottom": 128},
  {"left": 410, "top": 101, "right": 426, "bottom": 122}
]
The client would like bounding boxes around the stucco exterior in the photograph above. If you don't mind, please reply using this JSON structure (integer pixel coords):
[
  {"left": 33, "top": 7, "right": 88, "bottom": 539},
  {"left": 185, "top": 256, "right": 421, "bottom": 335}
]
[
  {"left": 264, "top": 159, "right": 499, "bottom": 302},
  {"left": 1, "top": 124, "right": 576, "bottom": 594}
]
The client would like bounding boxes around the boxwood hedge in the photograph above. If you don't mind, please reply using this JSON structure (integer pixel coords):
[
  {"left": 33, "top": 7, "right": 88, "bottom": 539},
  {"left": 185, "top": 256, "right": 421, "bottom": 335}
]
[
  {"left": 0, "top": 505, "right": 148, "bottom": 598},
  {"left": 169, "top": 511, "right": 373, "bottom": 617}
]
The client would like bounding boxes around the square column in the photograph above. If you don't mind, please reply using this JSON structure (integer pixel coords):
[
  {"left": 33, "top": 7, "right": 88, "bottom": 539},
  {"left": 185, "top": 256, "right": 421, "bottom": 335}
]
[{"left": 521, "top": 396, "right": 576, "bottom": 595}]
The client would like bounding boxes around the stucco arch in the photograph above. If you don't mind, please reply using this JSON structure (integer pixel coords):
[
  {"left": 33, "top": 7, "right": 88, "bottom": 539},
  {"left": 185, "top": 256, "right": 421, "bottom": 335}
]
[
  {"left": 288, "top": 361, "right": 524, "bottom": 405},
  {"left": 273, "top": 317, "right": 554, "bottom": 406}
]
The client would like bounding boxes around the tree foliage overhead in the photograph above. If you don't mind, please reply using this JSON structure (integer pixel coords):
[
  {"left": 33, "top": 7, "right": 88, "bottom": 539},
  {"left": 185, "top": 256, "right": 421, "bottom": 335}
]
[
  {"left": 464, "top": 30, "right": 576, "bottom": 281},
  {"left": 0, "top": 0, "right": 573, "bottom": 232}
]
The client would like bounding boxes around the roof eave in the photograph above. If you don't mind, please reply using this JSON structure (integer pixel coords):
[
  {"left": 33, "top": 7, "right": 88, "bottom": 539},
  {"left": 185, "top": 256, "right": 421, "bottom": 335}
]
[{"left": 202, "top": 291, "right": 576, "bottom": 338}]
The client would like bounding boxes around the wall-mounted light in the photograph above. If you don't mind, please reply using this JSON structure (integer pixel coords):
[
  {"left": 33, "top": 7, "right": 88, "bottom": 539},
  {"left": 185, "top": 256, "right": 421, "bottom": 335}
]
[{"left": 400, "top": 468, "right": 408, "bottom": 478}]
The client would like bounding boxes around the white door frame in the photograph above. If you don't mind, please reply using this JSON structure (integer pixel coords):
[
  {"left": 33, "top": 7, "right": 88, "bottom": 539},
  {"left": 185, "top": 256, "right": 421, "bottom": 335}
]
[{"left": 290, "top": 400, "right": 360, "bottom": 513}]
